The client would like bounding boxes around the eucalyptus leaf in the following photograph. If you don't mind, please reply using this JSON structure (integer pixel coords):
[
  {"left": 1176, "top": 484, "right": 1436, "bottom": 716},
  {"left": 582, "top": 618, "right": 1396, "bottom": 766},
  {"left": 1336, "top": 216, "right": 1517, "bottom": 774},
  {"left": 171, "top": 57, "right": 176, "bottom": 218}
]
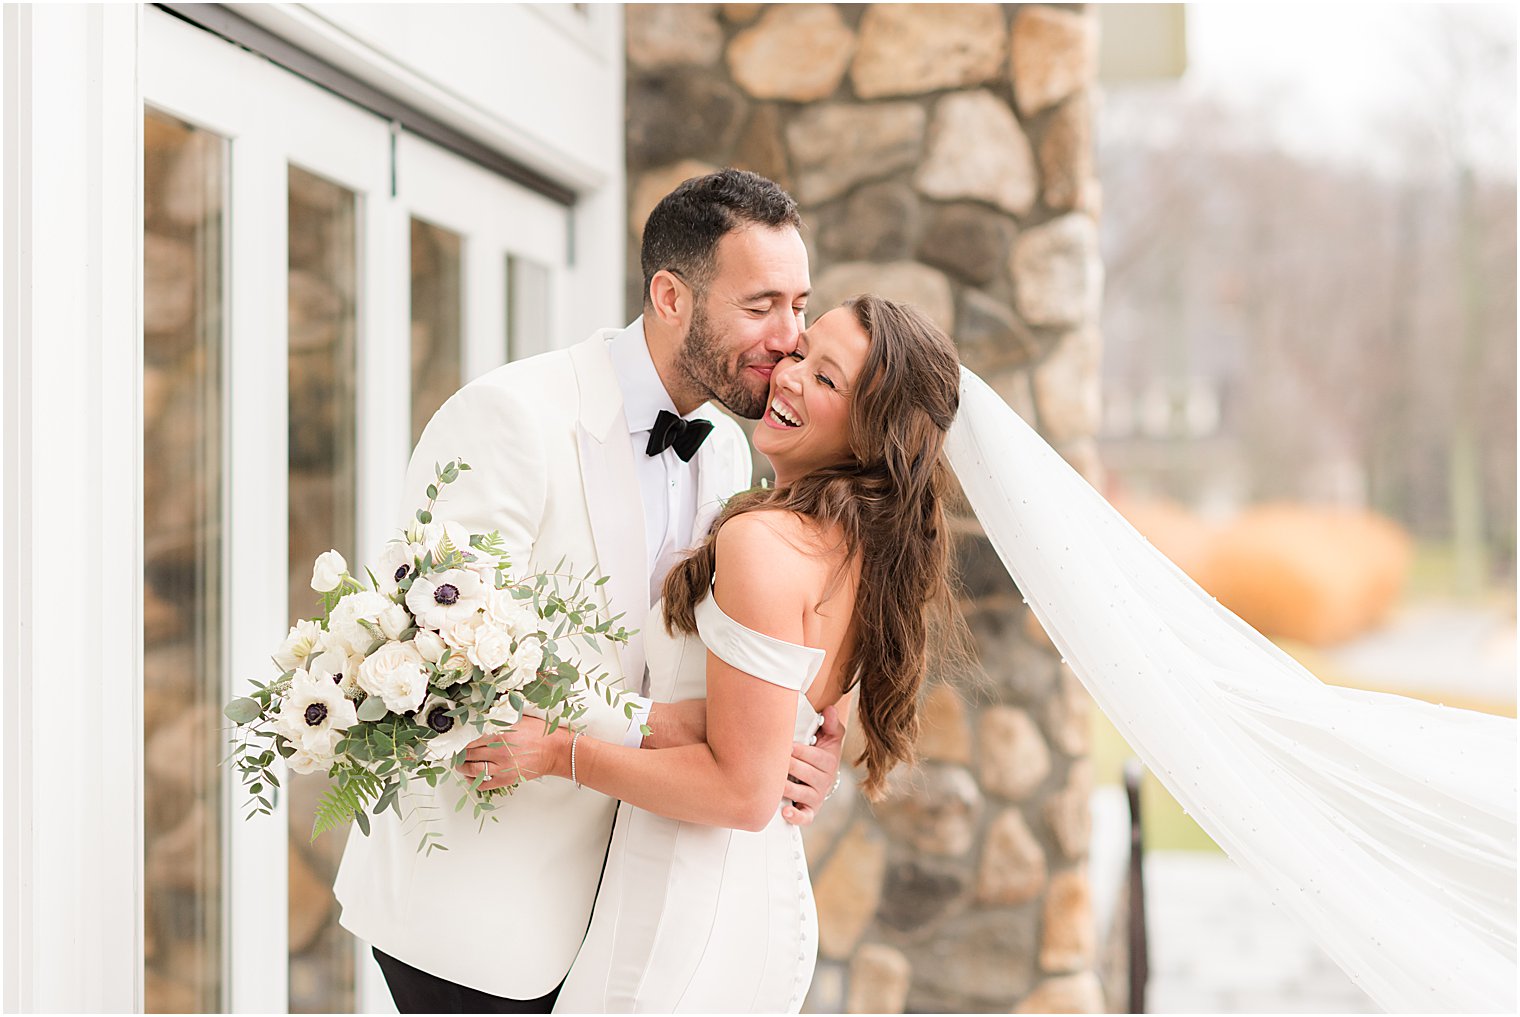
[
  {"left": 357, "top": 696, "right": 390, "bottom": 722},
  {"left": 224, "top": 697, "right": 261, "bottom": 725}
]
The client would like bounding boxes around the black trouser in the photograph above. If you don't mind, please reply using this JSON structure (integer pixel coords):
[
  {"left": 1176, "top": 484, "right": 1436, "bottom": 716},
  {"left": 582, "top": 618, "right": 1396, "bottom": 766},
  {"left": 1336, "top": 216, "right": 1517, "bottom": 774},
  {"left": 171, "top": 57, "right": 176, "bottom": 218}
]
[{"left": 372, "top": 947, "right": 563, "bottom": 1014}]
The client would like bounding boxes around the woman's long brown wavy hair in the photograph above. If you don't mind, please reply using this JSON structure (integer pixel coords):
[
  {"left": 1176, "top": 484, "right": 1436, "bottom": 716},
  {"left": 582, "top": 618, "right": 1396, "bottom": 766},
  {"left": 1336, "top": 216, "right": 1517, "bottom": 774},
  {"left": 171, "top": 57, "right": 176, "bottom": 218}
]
[{"left": 663, "top": 294, "right": 963, "bottom": 800}]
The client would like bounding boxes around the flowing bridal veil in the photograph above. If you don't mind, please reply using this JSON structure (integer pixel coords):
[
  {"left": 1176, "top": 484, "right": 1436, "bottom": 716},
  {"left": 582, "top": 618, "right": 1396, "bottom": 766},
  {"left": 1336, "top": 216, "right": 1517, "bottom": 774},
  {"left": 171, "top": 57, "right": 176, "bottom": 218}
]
[{"left": 945, "top": 368, "right": 1517, "bottom": 1013}]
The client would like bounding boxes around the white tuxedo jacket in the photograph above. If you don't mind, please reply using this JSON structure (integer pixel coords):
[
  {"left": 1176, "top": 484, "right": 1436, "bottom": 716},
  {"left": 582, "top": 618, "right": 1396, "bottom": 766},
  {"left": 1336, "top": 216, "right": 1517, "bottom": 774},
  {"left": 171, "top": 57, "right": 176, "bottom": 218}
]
[{"left": 333, "top": 325, "right": 753, "bottom": 998}]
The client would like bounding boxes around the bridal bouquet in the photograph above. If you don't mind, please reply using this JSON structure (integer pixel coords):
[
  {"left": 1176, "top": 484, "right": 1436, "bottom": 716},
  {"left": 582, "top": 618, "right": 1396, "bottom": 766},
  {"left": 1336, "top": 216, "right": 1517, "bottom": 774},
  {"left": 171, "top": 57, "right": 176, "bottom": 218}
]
[{"left": 224, "top": 458, "right": 634, "bottom": 853}]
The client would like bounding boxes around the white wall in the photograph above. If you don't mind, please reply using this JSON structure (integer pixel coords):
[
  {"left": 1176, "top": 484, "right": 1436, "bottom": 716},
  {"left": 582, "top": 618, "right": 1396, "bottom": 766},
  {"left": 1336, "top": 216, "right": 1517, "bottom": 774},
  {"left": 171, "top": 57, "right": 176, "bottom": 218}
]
[
  {"left": 240, "top": 2, "right": 628, "bottom": 341},
  {"left": 2, "top": 4, "right": 144, "bottom": 1011},
  {"left": 1, "top": 5, "right": 628, "bottom": 1011}
]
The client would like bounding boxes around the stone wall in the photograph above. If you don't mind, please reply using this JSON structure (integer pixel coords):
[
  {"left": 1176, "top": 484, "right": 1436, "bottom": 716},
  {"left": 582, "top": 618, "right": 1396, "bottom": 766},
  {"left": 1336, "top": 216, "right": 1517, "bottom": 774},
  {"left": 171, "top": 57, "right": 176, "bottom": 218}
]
[{"left": 625, "top": 4, "right": 1106, "bottom": 1012}]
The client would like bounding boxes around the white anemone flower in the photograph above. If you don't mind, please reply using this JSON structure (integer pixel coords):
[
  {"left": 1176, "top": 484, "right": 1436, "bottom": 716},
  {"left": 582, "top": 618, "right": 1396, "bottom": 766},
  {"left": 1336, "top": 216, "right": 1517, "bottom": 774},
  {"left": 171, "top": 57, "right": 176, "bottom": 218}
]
[
  {"left": 406, "top": 568, "right": 487, "bottom": 630},
  {"left": 356, "top": 640, "right": 429, "bottom": 715},
  {"left": 417, "top": 694, "right": 475, "bottom": 762},
  {"left": 376, "top": 539, "right": 426, "bottom": 596},
  {"left": 273, "top": 619, "right": 325, "bottom": 673},
  {"left": 327, "top": 590, "right": 393, "bottom": 656},
  {"left": 307, "top": 635, "right": 364, "bottom": 697},
  {"left": 274, "top": 669, "right": 358, "bottom": 756}
]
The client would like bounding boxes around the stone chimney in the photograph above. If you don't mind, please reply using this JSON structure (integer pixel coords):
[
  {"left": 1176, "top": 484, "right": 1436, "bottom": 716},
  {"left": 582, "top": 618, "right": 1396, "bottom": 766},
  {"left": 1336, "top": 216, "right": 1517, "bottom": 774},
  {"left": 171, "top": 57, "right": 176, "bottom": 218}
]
[{"left": 625, "top": 5, "right": 1105, "bottom": 1011}]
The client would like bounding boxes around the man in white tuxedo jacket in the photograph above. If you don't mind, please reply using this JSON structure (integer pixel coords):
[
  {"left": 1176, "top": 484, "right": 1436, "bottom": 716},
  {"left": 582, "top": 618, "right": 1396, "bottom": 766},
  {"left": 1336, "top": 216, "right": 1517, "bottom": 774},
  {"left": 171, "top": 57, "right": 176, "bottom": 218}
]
[{"left": 334, "top": 170, "right": 845, "bottom": 1013}]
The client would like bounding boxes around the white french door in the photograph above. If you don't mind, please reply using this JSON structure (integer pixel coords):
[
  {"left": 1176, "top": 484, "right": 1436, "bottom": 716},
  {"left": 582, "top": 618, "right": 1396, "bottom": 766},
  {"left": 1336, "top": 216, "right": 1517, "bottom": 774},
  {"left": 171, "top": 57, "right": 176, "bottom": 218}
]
[{"left": 139, "top": 8, "right": 570, "bottom": 1013}]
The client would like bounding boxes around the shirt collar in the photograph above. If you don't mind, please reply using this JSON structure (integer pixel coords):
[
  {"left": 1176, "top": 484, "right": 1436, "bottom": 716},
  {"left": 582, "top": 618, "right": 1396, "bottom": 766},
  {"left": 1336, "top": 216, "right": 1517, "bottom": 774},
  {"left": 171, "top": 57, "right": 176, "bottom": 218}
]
[{"left": 609, "top": 316, "right": 682, "bottom": 434}]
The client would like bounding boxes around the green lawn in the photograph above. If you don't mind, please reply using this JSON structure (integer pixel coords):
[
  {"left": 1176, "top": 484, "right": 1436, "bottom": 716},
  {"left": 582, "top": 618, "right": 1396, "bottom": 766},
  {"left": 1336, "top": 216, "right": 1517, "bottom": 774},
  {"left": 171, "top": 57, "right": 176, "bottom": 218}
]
[{"left": 1088, "top": 703, "right": 1223, "bottom": 853}]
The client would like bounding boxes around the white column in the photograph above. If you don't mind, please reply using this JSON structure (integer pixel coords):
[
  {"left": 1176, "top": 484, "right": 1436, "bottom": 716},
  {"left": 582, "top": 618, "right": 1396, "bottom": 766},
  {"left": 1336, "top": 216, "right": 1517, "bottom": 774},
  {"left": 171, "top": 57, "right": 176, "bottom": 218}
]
[{"left": 2, "top": 3, "right": 143, "bottom": 1012}]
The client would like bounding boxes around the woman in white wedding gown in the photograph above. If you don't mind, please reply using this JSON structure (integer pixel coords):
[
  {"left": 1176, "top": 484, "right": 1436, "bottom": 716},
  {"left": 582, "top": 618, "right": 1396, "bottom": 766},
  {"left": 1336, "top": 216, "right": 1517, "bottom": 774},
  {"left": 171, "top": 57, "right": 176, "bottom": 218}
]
[
  {"left": 480, "top": 295, "right": 963, "bottom": 1013},
  {"left": 480, "top": 295, "right": 1517, "bottom": 1013}
]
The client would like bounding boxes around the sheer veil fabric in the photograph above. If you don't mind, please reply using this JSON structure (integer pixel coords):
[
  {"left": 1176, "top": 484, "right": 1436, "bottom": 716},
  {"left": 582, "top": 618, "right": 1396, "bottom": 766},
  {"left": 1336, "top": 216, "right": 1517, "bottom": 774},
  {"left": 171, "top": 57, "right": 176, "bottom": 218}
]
[{"left": 945, "top": 367, "right": 1517, "bottom": 1012}]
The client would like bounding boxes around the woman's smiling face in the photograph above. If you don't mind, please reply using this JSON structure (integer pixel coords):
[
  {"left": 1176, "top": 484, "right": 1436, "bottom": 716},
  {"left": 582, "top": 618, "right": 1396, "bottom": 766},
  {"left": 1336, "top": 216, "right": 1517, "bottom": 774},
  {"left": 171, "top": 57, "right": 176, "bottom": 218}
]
[{"left": 753, "top": 306, "right": 871, "bottom": 485}]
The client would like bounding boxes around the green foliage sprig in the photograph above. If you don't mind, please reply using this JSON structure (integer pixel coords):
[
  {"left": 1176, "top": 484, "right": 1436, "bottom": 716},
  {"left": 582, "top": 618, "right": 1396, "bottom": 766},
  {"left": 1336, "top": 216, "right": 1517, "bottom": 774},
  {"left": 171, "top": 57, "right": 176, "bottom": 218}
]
[{"left": 224, "top": 457, "right": 639, "bottom": 854}]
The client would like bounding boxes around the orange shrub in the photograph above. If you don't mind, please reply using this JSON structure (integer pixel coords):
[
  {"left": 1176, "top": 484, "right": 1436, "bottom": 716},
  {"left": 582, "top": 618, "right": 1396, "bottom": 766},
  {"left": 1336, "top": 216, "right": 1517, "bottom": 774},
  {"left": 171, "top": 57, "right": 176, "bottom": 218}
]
[
  {"left": 1112, "top": 498, "right": 1412, "bottom": 647},
  {"left": 1198, "top": 504, "right": 1412, "bottom": 646}
]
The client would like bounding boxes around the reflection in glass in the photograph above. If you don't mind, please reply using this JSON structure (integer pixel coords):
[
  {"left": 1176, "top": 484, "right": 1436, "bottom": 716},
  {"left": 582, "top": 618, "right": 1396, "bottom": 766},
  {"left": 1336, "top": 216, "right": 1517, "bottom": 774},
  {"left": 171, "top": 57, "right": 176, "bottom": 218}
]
[
  {"left": 508, "top": 254, "right": 552, "bottom": 363},
  {"left": 287, "top": 165, "right": 359, "bottom": 1014},
  {"left": 143, "top": 109, "right": 225, "bottom": 1015},
  {"left": 411, "top": 218, "right": 464, "bottom": 445}
]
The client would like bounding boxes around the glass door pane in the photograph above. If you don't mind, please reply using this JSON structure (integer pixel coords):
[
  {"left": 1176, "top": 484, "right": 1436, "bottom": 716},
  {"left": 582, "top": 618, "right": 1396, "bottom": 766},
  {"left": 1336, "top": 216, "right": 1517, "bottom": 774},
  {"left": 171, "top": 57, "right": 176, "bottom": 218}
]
[
  {"left": 142, "top": 108, "right": 226, "bottom": 1015},
  {"left": 286, "top": 165, "right": 359, "bottom": 1014},
  {"left": 410, "top": 218, "right": 464, "bottom": 445},
  {"left": 507, "top": 254, "right": 553, "bottom": 363}
]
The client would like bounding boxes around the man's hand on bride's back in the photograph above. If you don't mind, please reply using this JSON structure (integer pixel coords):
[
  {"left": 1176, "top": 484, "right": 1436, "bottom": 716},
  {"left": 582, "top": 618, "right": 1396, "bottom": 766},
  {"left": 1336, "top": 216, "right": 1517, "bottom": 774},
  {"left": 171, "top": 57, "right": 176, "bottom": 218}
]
[{"left": 782, "top": 703, "right": 847, "bottom": 828}]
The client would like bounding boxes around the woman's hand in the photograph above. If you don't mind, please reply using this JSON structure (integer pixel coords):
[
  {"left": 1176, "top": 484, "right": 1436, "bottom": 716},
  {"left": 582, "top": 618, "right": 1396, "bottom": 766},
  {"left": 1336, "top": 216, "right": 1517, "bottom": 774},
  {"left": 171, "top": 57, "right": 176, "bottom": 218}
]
[{"left": 458, "top": 719, "right": 571, "bottom": 790}]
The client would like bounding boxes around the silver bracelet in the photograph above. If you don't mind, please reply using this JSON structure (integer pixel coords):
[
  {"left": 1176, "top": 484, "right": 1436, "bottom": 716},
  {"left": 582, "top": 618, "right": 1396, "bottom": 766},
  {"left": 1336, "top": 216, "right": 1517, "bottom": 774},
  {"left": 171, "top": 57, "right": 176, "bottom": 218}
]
[{"left": 570, "top": 731, "right": 583, "bottom": 788}]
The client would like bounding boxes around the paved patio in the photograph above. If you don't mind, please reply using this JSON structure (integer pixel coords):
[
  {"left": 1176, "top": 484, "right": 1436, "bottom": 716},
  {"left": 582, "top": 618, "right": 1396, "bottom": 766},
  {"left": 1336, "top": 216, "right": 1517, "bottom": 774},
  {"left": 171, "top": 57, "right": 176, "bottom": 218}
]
[{"left": 1142, "top": 852, "right": 1379, "bottom": 1014}]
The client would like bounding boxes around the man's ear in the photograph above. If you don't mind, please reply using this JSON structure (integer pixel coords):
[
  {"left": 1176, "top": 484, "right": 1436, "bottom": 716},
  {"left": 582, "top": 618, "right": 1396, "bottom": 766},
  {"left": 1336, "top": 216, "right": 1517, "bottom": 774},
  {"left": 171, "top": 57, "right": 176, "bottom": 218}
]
[{"left": 647, "top": 270, "right": 688, "bottom": 330}]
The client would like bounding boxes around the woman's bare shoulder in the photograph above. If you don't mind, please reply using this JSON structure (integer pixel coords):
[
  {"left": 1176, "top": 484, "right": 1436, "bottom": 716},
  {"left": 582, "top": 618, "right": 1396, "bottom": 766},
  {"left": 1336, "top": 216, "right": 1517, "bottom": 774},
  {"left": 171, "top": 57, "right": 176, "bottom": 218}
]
[{"left": 716, "top": 509, "right": 846, "bottom": 568}]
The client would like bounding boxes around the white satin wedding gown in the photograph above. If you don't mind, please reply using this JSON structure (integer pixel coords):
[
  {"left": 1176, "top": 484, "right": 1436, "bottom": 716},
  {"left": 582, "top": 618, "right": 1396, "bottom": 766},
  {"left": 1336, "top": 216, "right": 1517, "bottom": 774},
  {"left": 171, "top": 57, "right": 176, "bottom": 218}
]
[{"left": 555, "top": 590, "right": 826, "bottom": 1013}]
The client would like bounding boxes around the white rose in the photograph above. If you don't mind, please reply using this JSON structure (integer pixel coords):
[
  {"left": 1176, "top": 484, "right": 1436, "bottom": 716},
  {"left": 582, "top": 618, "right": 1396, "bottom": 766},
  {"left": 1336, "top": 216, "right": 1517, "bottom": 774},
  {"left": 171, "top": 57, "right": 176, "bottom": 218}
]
[
  {"left": 328, "top": 590, "right": 393, "bottom": 656},
  {"left": 286, "top": 744, "right": 333, "bottom": 775},
  {"left": 378, "top": 602, "right": 412, "bottom": 641},
  {"left": 484, "top": 693, "right": 521, "bottom": 728},
  {"left": 485, "top": 590, "right": 538, "bottom": 638},
  {"left": 356, "top": 640, "right": 429, "bottom": 715},
  {"left": 273, "top": 619, "right": 324, "bottom": 673},
  {"left": 376, "top": 540, "right": 425, "bottom": 596},
  {"left": 310, "top": 549, "right": 348, "bottom": 593},
  {"left": 417, "top": 694, "right": 476, "bottom": 762},
  {"left": 413, "top": 628, "right": 447, "bottom": 664},
  {"left": 502, "top": 635, "right": 545, "bottom": 690},
  {"left": 405, "top": 568, "right": 488, "bottom": 631},
  {"left": 466, "top": 622, "right": 514, "bottom": 674},
  {"left": 438, "top": 613, "right": 483, "bottom": 656}
]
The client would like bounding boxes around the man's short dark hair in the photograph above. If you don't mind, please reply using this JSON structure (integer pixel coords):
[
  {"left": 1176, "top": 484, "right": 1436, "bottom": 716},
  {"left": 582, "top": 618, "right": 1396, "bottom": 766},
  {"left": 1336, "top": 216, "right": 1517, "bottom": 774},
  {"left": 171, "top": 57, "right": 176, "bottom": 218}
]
[{"left": 640, "top": 169, "right": 801, "bottom": 306}]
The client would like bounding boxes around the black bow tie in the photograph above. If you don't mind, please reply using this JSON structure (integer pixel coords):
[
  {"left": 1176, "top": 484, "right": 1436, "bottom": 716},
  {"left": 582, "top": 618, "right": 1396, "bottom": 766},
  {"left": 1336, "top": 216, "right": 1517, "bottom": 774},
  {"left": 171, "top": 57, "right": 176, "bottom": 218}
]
[{"left": 646, "top": 410, "right": 714, "bottom": 462}]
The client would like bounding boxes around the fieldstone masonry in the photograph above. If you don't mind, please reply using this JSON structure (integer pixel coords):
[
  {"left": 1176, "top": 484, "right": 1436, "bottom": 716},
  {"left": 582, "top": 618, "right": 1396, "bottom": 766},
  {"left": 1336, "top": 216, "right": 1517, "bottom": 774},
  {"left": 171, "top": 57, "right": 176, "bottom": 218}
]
[{"left": 625, "top": 4, "right": 1105, "bottom": 1011}]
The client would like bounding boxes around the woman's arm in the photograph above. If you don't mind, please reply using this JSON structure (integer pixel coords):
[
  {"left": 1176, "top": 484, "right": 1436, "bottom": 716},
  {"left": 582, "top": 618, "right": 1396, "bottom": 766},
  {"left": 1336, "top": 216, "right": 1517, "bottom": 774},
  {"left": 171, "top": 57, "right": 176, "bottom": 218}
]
[{"left": 470, "top": 513, "right": 819, "bottom": 831}]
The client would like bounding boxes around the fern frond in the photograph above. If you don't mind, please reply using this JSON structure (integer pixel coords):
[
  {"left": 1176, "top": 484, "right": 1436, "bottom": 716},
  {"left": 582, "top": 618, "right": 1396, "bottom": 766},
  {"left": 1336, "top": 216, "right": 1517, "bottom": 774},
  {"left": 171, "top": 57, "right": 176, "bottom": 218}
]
[{"left": 311, "top": 769, "right": 384, "bottom": 842}]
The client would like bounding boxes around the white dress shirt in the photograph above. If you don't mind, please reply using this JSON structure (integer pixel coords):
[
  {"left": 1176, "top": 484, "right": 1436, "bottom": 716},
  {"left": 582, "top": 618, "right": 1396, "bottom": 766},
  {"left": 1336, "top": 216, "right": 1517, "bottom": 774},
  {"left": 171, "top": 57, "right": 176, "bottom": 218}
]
[{"left": 607, "top": 319, "right": 706, "bottom": 737}]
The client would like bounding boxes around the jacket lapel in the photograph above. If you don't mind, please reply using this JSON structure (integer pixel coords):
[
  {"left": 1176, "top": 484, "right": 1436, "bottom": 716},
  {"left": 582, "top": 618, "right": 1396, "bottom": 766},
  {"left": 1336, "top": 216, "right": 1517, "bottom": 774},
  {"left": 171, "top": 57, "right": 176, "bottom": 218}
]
[{"left": 570, "top": 332, "right": 648, "bottom": 692}]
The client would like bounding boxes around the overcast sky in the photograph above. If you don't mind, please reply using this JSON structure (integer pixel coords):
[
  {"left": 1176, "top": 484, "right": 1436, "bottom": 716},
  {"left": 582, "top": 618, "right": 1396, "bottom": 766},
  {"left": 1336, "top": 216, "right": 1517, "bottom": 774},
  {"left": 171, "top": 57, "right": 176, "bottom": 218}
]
[{"left": 1181, "top": 2, "right": 1516, "bottom": 180}]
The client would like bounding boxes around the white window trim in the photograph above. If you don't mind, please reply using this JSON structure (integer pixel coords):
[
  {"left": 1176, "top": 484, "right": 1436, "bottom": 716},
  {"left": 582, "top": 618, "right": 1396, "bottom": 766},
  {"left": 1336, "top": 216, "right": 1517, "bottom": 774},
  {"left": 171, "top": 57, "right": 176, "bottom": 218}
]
[
  {"left": 229, "top": 2, "right": 626, "bottom": 343},
  {"left": 2, "top": 4, "right": 144, "bottom": 1011},
  {"left": 233, "top": 3, "right": 607, "bottom": 195}
]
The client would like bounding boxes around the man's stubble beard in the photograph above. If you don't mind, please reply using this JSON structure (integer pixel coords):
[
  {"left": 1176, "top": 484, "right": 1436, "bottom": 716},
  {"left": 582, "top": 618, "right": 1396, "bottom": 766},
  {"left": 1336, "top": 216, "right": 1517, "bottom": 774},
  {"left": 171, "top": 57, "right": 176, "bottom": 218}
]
[{"left": 676, "top": 300, "right": 770, "bottom": 420}]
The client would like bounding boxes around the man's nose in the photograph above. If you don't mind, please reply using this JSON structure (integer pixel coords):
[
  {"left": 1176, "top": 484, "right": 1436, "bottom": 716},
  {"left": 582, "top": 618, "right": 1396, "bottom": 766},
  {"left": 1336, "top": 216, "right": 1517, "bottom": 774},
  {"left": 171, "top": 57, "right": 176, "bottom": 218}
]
[{"left": 765, "top": 312, "right": 801, "bottom": 355}]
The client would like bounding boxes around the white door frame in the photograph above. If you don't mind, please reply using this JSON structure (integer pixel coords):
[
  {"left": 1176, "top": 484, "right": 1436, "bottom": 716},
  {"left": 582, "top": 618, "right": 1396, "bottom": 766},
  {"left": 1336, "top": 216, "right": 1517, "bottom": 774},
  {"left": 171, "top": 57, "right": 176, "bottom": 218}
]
[
  {"left": 394, "top": 130, "right": 569, "bottom": 385},
  {"left": 142, "top": 8, "right": 397, "bottom": 1011},
  {"left": 3, "top": 6, "right": 605, "bottom": 1011},
  {"left": 2, "top": 4, "right": 145, "bottom": 1012}
]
